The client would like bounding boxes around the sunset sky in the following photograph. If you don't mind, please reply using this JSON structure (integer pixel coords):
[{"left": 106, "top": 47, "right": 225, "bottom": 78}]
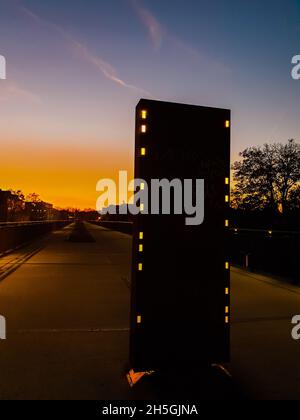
[{"left": 0, "top": 0, "right": 300, "bottom": 209}]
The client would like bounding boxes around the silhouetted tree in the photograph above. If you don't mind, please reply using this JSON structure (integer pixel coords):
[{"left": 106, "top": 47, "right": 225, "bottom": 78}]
[
  {"left": 8, "top": 189, "right": 25, "bottom": 220},
  {"left": 232, "top": 140, "right": 300, "bottom": 213},
  {"left": 288, "top": 186, "right": 300, "bottom": 210},
  {"left": 10, "top": 189, "right": 25, "bottom": 202},
  {"left": 26, "top": 193, "right": 41, "bottom": 203}
]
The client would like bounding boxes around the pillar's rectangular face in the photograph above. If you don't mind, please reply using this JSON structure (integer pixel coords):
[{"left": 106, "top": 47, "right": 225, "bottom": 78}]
[{"left": 130, "top": 99, "right": 231, "bottom": 371}]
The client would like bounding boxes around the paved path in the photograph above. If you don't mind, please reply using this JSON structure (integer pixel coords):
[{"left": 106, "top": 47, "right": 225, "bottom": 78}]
[
  {"left": 0, "top": 223, "right": 133, "bottom": 400},
  {"left": 0, "top": 222, "right": 299, "bottom": 399},
  {"left": 231, "top": 267, "right": 300, "bottom": 400}
]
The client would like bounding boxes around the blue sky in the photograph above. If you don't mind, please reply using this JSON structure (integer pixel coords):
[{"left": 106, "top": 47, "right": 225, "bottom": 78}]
[{"left": 0, "top": 0, "right": 299, "bottom": 207}]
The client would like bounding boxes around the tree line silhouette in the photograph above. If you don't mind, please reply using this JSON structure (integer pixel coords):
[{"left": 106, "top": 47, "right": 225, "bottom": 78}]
[{"left": 231, "top": 139, "right": 300, "bottom": 230}]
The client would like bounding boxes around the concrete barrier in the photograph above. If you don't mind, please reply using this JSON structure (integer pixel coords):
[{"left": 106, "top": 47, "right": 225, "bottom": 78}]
[
  {"left": 0, "top": 221, "right": 70, "bottom": 255},
  {"left": 89, "top": 224, "right": 299, "bottom": 280},
  {"left": 230, "top": 228, "right": 300, "bottom": 281},
  {"left": 90, "top": 221, "right": 133, "bottom": 235}
]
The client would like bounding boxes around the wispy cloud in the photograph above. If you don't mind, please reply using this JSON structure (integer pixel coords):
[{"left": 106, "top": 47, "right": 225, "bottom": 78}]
[
  {"left": 0, "top": 81, "right": 41, "bottom": 104},
  {"left": 20, "top": 5, "right": 151, "bottom": 96},
  {"left": 70, "top": 40, "right": 151, "bottom": 94},
  {"left": 130, "top": 0, "right": 230, "bottom": 73},
  {"left": 130, "top": 0, "right": 163, "bottom": 50}
]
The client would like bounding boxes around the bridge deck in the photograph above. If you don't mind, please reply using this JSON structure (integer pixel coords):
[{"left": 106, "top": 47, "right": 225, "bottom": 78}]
[
  {"left": 0, "top": 223, "right": 133, "bottom": 400},
  {"left": 0, "top": 222, "right": 299, "bottom": 399}
]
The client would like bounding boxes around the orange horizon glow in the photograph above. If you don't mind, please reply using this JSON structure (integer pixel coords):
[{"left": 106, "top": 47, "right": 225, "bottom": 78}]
[
  {"left": 1, "top": 0, "right": 299, "bottom": 218},
  {"left": 0, "top": 140, "right": 134, "bottom": 210}
]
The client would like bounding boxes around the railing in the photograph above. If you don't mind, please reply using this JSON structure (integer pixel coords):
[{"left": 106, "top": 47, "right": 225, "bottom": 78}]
[
  {"left": 89, "top": 221, "right": 133, "bottom": 235},
  {"left": 89, "top": 221, "right": 299, "bottom": 280},
  {"left": 0, "top": 221, "right": 71, "bottom": 255},
  {"left": 0, "top": 220, "right": 69, "bottom": 228},
  {"left": 230, "top": 228, "right": 300, "bottom": 280}
]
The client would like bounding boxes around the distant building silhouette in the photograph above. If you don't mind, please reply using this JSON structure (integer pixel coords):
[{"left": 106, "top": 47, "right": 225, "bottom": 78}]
[
  {"left": 0, "top": 190, "right": 12, "bottom": 222},
  {"left": 25, "top": 201, "right": 53, "bottom": 221},
  {"left": 0, "top": 188, "right": 98, "bottom": 222},
  {"left": 100, "top": 204, "right": 133, "bottom": 221},
  {"left": 0, "top": 190, "right": 24, "bottom": 222}
]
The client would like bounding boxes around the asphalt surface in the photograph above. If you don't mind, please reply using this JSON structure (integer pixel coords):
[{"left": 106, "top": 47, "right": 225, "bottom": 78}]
[
  {"left": 0, "top": 223, "right": 133, "bottom": 400},
  {"left": 231, "top": 266, "right": 300, "bottom": 400},
  {"left": 0, "top": 222, "right": 299, "bottom": 399}
]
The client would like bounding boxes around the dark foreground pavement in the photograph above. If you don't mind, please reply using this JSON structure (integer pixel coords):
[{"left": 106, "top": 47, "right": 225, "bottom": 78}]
[
  {"left": 0, "top": 223, "right": 133, "bottom": 400},
  {"left": 0, "top": 222, "right": 299, "bottom": 399},
  {"left": 231, "top": 267, "right": 300, "bottom": 400}
]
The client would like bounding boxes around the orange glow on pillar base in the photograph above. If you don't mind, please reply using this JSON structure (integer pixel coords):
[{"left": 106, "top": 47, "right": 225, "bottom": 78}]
[{"left": 126, "top": 369, "right": 154, "bottom": 387}]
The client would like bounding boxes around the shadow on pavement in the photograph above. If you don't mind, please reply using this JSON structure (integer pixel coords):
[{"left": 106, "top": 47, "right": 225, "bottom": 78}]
[
  {"left": 68, "top": 222, "right": 96, "bottom": 243},
  {"left": 126, "top": 365, "right": 247, "bottom": 400}
]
